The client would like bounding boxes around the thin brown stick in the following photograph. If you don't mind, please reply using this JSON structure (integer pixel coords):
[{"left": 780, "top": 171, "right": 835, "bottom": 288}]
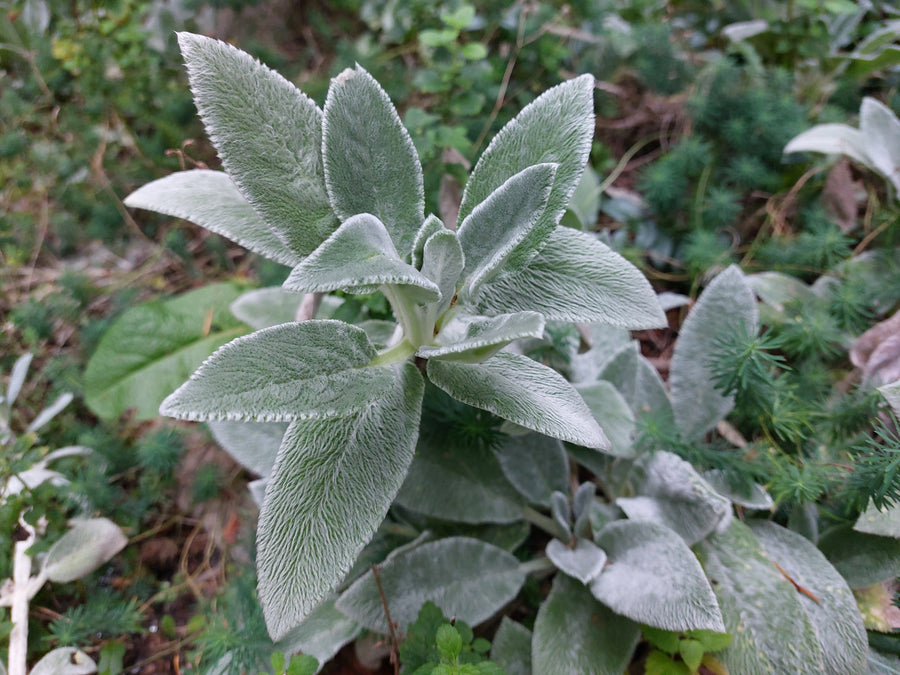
[
  {"left": 372, "top": 564, "right": 400, "bottom": 675},
  {"left": 774, "top": 561, "right": 820, "bottom": 603}
]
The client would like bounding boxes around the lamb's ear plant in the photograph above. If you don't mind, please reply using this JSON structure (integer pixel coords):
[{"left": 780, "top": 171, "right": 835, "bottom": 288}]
[{"left": 125, "top": 32, "right": 666, "bottom": 644}]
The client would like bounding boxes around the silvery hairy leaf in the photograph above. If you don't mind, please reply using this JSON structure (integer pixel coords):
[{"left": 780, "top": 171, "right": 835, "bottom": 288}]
[
  {"left": 490, "top": 618, "right": 532, "bottom": 675},
  {"left": 257, "top": 363, "right": 423, "bottom": 640},
  {"left": 160, "top": 321, "right": 396, "bottom": 423},
  {"left": 323, "top": 64, "right": 424, "bottom": 256},
  {"left": 546, "top": 537, "right": 607, "bottom": 585},
  {"left": 427, "top": 352, "right": 608, "bottom": 449},
  {"left": 229, "top": 287, "right": 305, "bottom": 330},
  {"left": 177, "top": 33, "right": 336, "bottom": 257},
  {"left": 591, "top": 520, "right": 725, "bottom": 632},
  {"left": 283, "top": 213, "right": 440, "bottom": 303},
  {"left": 574, "top": 381, "right": 637, "bottom": 458},
  {"left": 818, "top": 524, "right": 900, "bottom": 589},
  {"left": 336, "top": 537, "right": 525, "bottom": 633},
  {"left": 411, "top": 214, "right": 445, "bottom": 270},
  {"left": 418, "top": 312, "right": 545, "bottom": 361},
  {"left": 207, "top": 420, "right": 286, "bottom": 478},
  {"left": 458, "top": 74, "right": 595, "bottom": 269},
  {"left": 6, "top": 353, "right": 33, "bottom": 406},
  {"left": 124, "top": 171, "right": 301, "bottom": 266},
  {"left": 276, "top": 596, "right": 361, "bottom": 670},
  {"left": 859, "top": 97, "right": 900, "bottom": 193},
  {"left": 669, "top": 265, "right": 758, "bottom": 441},
  {"left": 880, "top": 379, "right": 900, "bottom": 416},
  {"left": 597, "top": 341, "right": 672, "bottom": 418},
  {"left": 43, "top": 518, "right": 128, "bottom": 583},
  {"left": 703, "top": 469, "right": 774, "bottom": 510},
  {"left": 457, "top": 163, "right": 557, "bottom": 296},
  {"left": 494, "top": 433, "right": 569, "bottom": 507},
  {"left": 470, "top": 227, "right": 666, "bottom": 328},
  {"left": 30, "top": 649, "right": 97, "bottom": 675},
  {"left": 415, "top": 227, "right": 465, "bottom": 328},
  {"left": 855, "top": 500, "right": 900, "bottom": 537}
]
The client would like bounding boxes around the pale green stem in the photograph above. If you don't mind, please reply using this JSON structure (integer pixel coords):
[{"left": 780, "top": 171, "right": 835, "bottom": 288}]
[
  {"left": 370, "top": 340, "right": 416, "bottom": 367},
  {"left": 518, "top": 556, "right": 557, "bottom": 576},
  {"left": 382, "top": 285, "right": 431, "bottom": 348},
  {"left": 522, "top": 505, "right": 570, "bottom": 541}
]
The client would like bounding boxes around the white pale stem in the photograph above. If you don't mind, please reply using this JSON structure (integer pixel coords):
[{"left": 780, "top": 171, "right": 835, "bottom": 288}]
[{"left": 8, "top": 518, "right": 36, "bottom": 675}]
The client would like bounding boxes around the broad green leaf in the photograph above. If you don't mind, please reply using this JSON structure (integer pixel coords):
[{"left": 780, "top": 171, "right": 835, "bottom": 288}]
[
  {"left": 471, "top": 228, "right": 666, "bottom": 328},
  {"left": 283, "top": 214, "right": 440, "bottom": 303},
  {"left": 703, "top": 469, "right": 773, "bottom": 510},
  {"left": 490, "top": 618, "right": 532, "bottom": 675},
  {"left": 277, "top": 596, "right": 361, "bottom": 669},
  {"left": 616, "top": 451, "right": 732, "bottom": 545},
  {"left": 124, "top": 170, "right": 301, "bottom": 266},
  {"left": 669, "top": 265, "right": 758, "bottom": 441},
  {"left": 574, "top": 380, "right": 637, "bottom": 458},
  {"left": 419, "top": 312, "right": 545, "bottom": 361},
  {"left": 880, "top": 380, "right": 900, "bottom": 416},
  {"left": 546, "top": 537, "right": 607, "bottom": 584},
  {"left": 257, "top": 363, "right": 424, "bottom": 640},
  {"left": 494, "top": 433, "right": 568, "bottom": 507},
  {"left": 43, "top": 518, "right": 127, "bottom": 583},
  {"left": 458, "top": 75, "right": 595, "bottom": 267},
  {"left": 860, "top": 97, "right": 900, "bottom": 192},
  {"left": 457, "top": 163, "right": 556, "bottom": 295},
  {"left": 230, "top": 287, "right": 304, "bottom": 330},
  {"left": 335, "top": 537, "right": 525, "bottom": 633},
  {"left": 591, "top": 520, "right": 724, "bottom": 632},
  {"left": 177, "top": 33, "right": 336, "bottom": 257},
  {"left": 784, "top": 123, "right": 870, "bottom": 167},
  {"left": 84, "top": 283, "right": 248, "bottom": 421},
  {"left": 395, "top": 433, "right": 526, "bottom": 523},
  {"left": 160, "top": 321, "right": 396, "bottom": 423},
  {"left": 208, "top": 420, "right": 286, "bottom": 478},
  {"left": 30, "top": 648, "right": 97, "bottom": 675},
  {"left": 750, "top": 521, "right": 867, "bottom": 675},
  {"left": 533, "top": 573, "right": 640, "bottom": 675},
  {"left": 855, "top": 501, "right": 900, "bottom": 537},
  {"left": 597, "top": 341, "right": 672, "bottom": 418},
  {"left": 323, "top": 65, "right": 424, "bottom": 255},
  {"left": 417, "top": 228, "right": 465, "bottom": 325},
  {"left": 694, "top": 520, "right": 825, "bottom": 675},
  {"left": 427, "top": 352, "right": 608, "bottom": 449},
  {"left": 818, "top": 524, "right": 900, "bottom": 589}
]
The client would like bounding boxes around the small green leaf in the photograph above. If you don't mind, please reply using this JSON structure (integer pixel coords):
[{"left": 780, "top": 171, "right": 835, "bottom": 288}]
[
  {"left": 176, "top": 33, "right": 336, "bottom": 257},
  {"left": 818, "top": 524, "right": 900, "bottom": 589},
  {"left": 427, "top": 352, "right": 608, "bottom": 448},
  {"left": 471, "top": 228, "right": 666, "bottom": 328},
  {"left": 680, "top": 639, "right": 705, "bottom": 672},
  {"left": 437, "top": 624, "right": 463, "bottom": 662},
  {"left": 645, "top": 651, "right": 691, "bottom": 675},
  {"left": 286, "top": 654, "right": 318, "bottom": 675},
  {"left": 284, "top": 213, "right": 440, "bottom": 303},
  {"left": 641, "top": 626, "right": 681, "bottom": 654},
  {"left": 124, "top": 171, "right": 301, "bottom": 266},
  {"left": 460, "top": 43, "right": 488, "bottom": 60},
  {"left": 416, "top": 228, "right": 465, "bottom": 328},
  {"left": 419, "top": 312, "right": 545, "bottom": 361},
  {"left": 336, "top": 537, "right": 525, "bottom": 633},
  {"left": 257, "top": 363, "right": 424, "bottom": 640},
  {"left": 160, "top": 321, "right": 396, "bottom": 423},
  {"left": 591, "top": 520, "right": 724, "bottom": 632},
  {"left": 412, "top": 214, "right": 447, "bottom": 269},
  {"left": 533, "top": 573, "right": 640, "bottom": 675},
  {"left": 323, "top": 65, "right": 424, "bottom": 255},
  {"left": 84, "top": 283, "right": 249, "bottom": 421},
  {"left": 669, "top": 265, "right": 758, "bottom": 441}
]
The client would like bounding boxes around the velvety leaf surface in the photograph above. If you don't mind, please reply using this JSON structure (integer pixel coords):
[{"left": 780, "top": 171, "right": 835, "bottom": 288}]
[
  {"left": 43, "top": 518, "right": 128, "bottom": 583},
  {"left": 784, "top": 123, "right": 870, "bottom": 166},
  {"left": 458, "top": 75, "right": 595, "bottom": 266},
  {"left": 177, "top": 33, "right": 335, "bottom": 257},
  {"left": 419, "top": 312, "right": 545, "bottom": 361},
  {"left": 124, "top": 170, "right": 301, "bottom": 266},
  {"left": 84, "top": 283, "right": 248, "bottom": 421},
  {"left": 855, "top": 501, "right": 900, "bottom": 537},
  {"left": 335, "top": 537, "right": 525, "bottom": 633},
  {"left": 395, "top": 433, "right": 526, "bottom": 523},
  {"left": 457, "top": 163, "right": 556, "bottom": 294},
  {"left": 597, "top": 341, "right": 672, "bottom": 418},
  {"left": 616, "top": 451, "right": 732, "bottom": 545},
  {"left": 323, "top": 65, "right": 424, "bottom": 255},
  {"left": 229, "top": 287, "right": 304, "bottom": 330},
  {"left": 494, "top": 433, "right": 568, "bottom": 507},
  {"left": 257, "top": 363, "right": 424, "bottom": 640},
  {"left": 860, "top": 97, "right": 900, "bottom": 192},
  {"left": 161, "top": 321, "right": 396, "bottom": 423},
  {"left": 427, "top": 352, "right": 608, "bottom": 448},
  {"left": 207, "top": 421, "right": 286, "bottom": 478},
  {"left": 575, "top": 381, "right": 637, "bottom": 458},
  {"left": 591, "top": 520, "right": 724, "bottom": 632},
  {"left": 533, "top": 573, "right": 640, "bottom": 675},
  {"left": 277, "top": 596, "right": 361, "bottom": 668},
  {"left": 669, "top": 265, "right": 759, "bottom": 441},
  {"left": 490, "top": 618, "right": 532, "bottom": 675},
  {"left": 283, "top": 214, "right": 440, "bottom": 303},
  {"left": 818, "top": 524, "right": 900, "bottom": 589},
  {"left": 694, "top": 519, "right": 825, "bottom": 674},
  {"left": 703, "top": 469, "right": 773, "bottom": 510},
  {"left": 418, "top": 228, "right": 464, "bottom": 322},
  {"left": 471, "top": 228, "right": 665, "bottom": 327},
  {"left": 880, "top": 380, "right": 900, "bottom": 416},
  {"left": 411, "top": 214, "right": 446, "bottom": 270},
  {"left": 546, "top": 537, "right": 607, "bottom": 584},
  {"left": 750, "top": 521, "right": 867, "bottom": 675},
  {"left": 29, "top": 649, "right": 96, "bottom": 675}
]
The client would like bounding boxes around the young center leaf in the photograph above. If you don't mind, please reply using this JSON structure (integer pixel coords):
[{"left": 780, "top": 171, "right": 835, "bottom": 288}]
[
  {"left": 323, "top": 64, "right": 424, "bottom": 256},
  {"left": 336, "top": 537, "right": 525, "bottom": 633},
  {"left": 458, "top": 74, "right": 595, "bottom": 267},
  {"left": 257, "top": 362, "right": 424, "bottom": 640},
  {"left": 418, "top": 312, "right": 545, "bottom": 361},
  {"left": 426, "top": 352, "right": 608, "bottom": 448},
  {"left": 176, "top": 32, "right": 336, "bottom": 257},
  {"left": 669, "top": 265, "right": 759, "bottom": 441},
  {"left": 590, "top": 520, "right": 725, "bottom": 633},
  {"left": 160, "top": 321, "right": 397, "bottom": 423},
  {"left": 469, "top": 227, "right": 666, "bottom": 328},
  {"left": 124, "top": 170, "right": 301, "bottom": 266}
]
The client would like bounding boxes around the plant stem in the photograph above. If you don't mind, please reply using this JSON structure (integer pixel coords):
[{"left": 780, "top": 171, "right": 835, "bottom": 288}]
[
  {"left": 370, "top": 340, "right": 416, "bottom": 367},
  {"left": 9, "top": 518, "right": 36, "bottom": 675},
  {"left": 518, "top": 556, "right": 557, "bottom": 576},
  {"left": 521, "top": 506, "right": 570, "bottom": 540}
]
